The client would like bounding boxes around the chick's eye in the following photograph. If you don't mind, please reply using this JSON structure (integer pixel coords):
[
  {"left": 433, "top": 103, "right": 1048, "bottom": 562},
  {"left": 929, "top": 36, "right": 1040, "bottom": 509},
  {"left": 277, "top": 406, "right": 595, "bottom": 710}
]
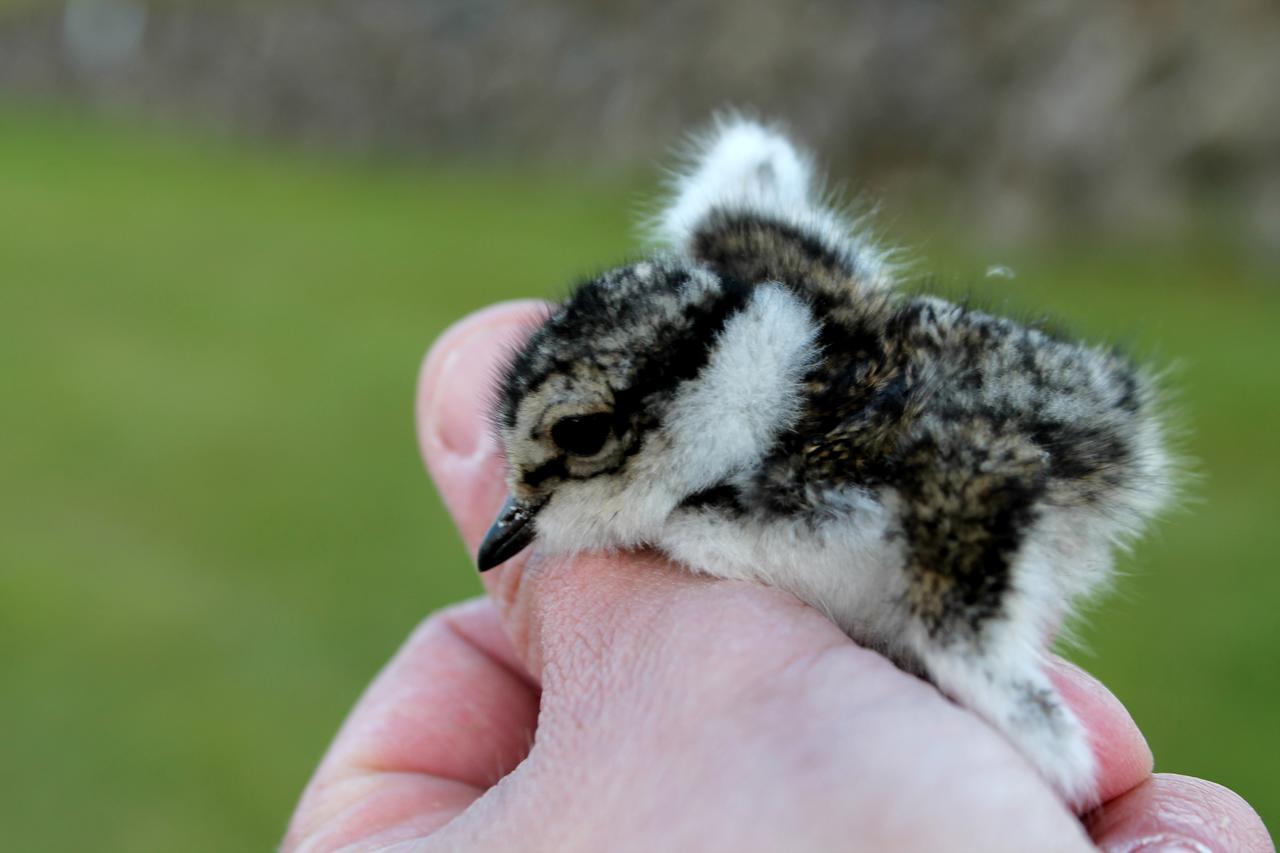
[{"left": 551, "top": 413, "right": 613, "bottom": 456}]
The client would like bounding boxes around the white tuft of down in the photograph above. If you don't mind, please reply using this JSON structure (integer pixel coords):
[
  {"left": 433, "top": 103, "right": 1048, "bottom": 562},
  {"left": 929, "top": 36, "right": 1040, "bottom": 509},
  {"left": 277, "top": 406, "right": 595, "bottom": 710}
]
[
  {"left": 659, "top": 118, "right": 818, "bottom": 242},
  {"left": 655, "top": 116, "right": 894, "bottom": 288}
]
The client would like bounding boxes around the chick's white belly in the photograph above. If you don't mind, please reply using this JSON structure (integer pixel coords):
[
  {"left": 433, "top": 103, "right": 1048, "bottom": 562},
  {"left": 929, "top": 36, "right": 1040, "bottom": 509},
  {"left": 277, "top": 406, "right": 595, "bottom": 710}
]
[{"left": 658, "top": 492, "right": 911, "bottom": 653}]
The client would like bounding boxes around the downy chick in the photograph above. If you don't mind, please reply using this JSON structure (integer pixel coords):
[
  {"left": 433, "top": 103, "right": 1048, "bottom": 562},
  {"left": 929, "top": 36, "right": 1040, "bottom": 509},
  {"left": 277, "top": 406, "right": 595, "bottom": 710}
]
[{"left": 478, "top": 118, "right": 1174, "bottom": 808}]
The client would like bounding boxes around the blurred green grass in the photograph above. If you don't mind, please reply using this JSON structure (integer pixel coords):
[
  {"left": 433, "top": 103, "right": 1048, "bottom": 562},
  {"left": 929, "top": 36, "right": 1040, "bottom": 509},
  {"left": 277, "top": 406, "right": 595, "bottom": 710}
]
[{"left": 1, "top": 109, "right": 1275, "bottom": 850}]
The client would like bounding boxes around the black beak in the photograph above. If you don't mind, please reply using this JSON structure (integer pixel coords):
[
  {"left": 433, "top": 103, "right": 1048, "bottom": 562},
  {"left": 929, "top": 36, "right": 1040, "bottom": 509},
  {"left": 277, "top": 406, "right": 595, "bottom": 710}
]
[{"left": 476, "top": 495, "right": 541, "bottom": 572}]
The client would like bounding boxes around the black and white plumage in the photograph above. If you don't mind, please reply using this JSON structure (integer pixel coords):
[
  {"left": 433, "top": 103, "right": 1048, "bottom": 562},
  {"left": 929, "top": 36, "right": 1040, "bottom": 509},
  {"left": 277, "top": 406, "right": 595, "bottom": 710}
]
[{"left": 479, "top": 118, "right": 1174, "bottom": 808}]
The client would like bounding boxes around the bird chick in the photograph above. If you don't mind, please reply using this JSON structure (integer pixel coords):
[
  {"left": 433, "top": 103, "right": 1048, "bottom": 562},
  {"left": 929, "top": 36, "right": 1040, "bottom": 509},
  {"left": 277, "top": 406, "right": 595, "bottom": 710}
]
[{"left": 478, "top": 117, "right": 1174, "bottom": 808}]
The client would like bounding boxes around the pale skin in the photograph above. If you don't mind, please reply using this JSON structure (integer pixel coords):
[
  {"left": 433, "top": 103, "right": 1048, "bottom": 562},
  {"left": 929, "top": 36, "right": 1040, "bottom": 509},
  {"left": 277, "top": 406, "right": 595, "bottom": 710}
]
[{"left": 284, "top": 302, "right": 1274, "bottom": 853}]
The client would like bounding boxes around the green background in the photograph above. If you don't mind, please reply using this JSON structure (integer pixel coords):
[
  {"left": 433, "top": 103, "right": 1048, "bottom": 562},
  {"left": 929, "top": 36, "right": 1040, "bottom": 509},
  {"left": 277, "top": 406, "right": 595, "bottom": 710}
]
[{"left": 2, "top": 111, "right": 1276, "bottom": 850}]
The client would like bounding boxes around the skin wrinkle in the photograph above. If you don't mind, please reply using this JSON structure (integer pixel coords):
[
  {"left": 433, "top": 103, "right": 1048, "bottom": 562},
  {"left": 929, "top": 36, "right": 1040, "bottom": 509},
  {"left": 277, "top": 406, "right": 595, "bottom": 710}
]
[
  {"left": 487, "top": 550, "right": 538, "bottom": 674},
  {"left": 339, "top": 623, "right": 527, "bottom": 787},
  {"left": 439, "top": 600, "right": 539, "bottom": 693},
  {"left": 524, "top": 558, "right": 625, "bottom": 737}
]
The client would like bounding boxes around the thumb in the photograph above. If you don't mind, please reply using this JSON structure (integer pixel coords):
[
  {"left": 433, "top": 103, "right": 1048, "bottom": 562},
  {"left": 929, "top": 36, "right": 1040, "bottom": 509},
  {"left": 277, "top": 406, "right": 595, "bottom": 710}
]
[{"left": 416, "top": 302, "right": 849, "bottom": 705}]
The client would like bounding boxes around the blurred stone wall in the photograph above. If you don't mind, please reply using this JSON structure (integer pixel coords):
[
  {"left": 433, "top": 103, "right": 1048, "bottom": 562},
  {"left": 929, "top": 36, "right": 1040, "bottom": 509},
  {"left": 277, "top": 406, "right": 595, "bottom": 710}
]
[{"left": 3, "top": 0, "right": 1278, "bottom": 245}]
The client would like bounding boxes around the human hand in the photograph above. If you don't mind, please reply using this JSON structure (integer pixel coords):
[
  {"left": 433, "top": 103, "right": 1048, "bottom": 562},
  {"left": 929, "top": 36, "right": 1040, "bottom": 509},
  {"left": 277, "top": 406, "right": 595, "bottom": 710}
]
[{"left": 284, "top": 302, "right": 1273, "bottom": 852}]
